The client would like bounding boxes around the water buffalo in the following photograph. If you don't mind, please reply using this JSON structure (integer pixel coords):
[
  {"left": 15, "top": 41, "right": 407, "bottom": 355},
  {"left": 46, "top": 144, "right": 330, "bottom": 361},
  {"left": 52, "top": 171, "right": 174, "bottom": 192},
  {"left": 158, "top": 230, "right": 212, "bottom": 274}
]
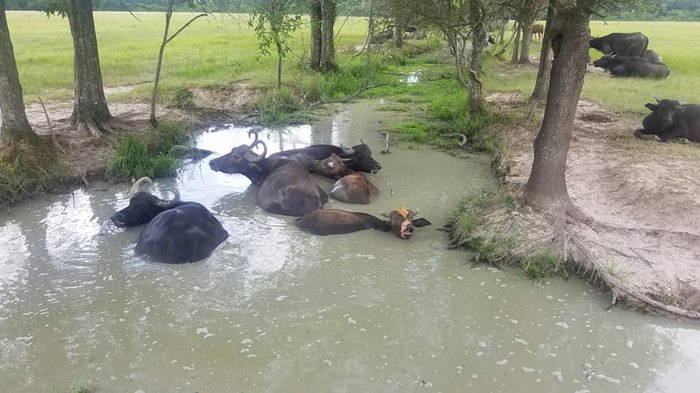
[
  {"left": 111, "top": 178, "right": 228, "bottom": 263},
  {"left": 643, "top": 49, "right": 663, "bottom": 64},
  {"left": 592, "top": 54, "right": 670, "bottom": 79},
  {"left": 293, "top": 153, "right": 352, "bottom": 180},
  {"left": 330, "top": 172, "right": 379, "bottom": 205},
  {"left": 589, "top": 32, "right": 649, "bottom": 57},
  {"left": 296, "top": 208, "right": 431, "bottom": 239},
  {"left": 208, "top": 130, "right": 328, "bottom": 216},
  {"left": 269, "top": 142, "right": 382, "bottom": 174},
  {"left": 532, "top": 23, "right": 544, "bottom": 43},
  {"left": 634, "top": 99, "right": 700, "bottom": 142}
]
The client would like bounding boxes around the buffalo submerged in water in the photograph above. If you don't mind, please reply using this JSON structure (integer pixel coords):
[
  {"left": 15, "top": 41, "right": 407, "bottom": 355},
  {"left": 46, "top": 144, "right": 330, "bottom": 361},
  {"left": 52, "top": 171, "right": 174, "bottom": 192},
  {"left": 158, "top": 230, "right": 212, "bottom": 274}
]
[{"left": 110, "top": 178, "right": 229, "bottom": 264}]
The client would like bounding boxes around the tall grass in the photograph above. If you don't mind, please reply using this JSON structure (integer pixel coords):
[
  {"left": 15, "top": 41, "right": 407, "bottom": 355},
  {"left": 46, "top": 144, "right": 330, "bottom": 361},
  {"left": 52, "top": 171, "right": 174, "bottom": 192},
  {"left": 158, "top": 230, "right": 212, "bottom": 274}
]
[{"left": 106, "top": 121, "right": 189, "bottom": 179}]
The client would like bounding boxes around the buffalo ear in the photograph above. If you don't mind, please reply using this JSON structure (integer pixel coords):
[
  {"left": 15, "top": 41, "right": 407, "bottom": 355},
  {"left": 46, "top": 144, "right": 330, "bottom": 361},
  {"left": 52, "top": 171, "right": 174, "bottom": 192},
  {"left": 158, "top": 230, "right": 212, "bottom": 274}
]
[
  {"left": 412, "top": 218, "right": 432, "bottom": 227},
  {"left": 644, "top": 103, "right": 658, "bottom": 111}
]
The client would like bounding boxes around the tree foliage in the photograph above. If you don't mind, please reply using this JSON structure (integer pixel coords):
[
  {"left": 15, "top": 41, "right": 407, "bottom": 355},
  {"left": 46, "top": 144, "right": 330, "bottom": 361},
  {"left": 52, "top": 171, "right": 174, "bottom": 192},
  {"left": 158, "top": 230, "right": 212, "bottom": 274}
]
[{"left": 249, "top": 0, "right": 302, "bottom": 87}]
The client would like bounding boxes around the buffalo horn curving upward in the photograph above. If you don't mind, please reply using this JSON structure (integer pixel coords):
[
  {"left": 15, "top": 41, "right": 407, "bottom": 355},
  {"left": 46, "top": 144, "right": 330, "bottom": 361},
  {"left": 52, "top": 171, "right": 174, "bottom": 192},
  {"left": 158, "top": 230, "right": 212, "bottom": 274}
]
[
  {"left": 130, "top": 177, "right": 153, "bottom": 196},
  {"left": 243, "top": 139, "right": 268, "bottom": 162},
  {"left": 247, "top": 127, "right": 262, "bottom": 147},
  {"left": 340, "top": 144, "right": 355, "bottom": 155}
]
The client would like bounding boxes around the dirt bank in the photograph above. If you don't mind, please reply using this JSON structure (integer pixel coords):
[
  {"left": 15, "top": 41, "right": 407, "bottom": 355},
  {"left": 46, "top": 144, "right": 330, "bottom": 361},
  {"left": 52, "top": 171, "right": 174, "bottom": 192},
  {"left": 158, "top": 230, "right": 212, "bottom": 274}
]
[
  {"left": 489, "top": 92, "right": 700, "bottom": 320},
  {"left": 2, "top": 83, "right": 261, "bottom": 180}
]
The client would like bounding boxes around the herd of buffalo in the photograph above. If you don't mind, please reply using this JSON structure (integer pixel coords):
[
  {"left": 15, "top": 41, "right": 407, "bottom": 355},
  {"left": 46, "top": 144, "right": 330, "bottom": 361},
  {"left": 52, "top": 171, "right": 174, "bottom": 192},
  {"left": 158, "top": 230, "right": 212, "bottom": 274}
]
[
  {"left": 107, "top": 29, "right": 698, "bottom": 264},
  {"left": 589, "top": 31, "right": 699, "bottom": 142},
  {"left": 110, "top": 130, "right": 431, "bottom": 264}
]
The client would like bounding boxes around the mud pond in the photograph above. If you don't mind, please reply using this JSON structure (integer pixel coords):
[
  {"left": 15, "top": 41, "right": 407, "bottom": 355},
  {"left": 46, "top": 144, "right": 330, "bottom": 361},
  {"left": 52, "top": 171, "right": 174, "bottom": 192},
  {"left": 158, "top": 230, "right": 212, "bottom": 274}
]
[{"left": 1, "top": 101, "right": 700, "bottom": 392}]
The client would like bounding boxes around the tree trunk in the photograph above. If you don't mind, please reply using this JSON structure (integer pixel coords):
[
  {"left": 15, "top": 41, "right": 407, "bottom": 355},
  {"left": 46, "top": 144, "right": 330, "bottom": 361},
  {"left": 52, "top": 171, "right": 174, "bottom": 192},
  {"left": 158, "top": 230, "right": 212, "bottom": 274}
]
[
  {"left": 530, "top": 4, "right": 555, "bottom": 101},
  {"left": 309, "top": 0, "right": 322, "bottom": 70},
  {"left": 276, "top": 39, "right": 283, "bottom": 88},
  {"left": 467, "top": 0, "right": 487, "bottom": 114},
  {"left": 0, "top": 0, "right": 37, "bottom": 145},
  {"left": 150, "top": 6, "right": 172, "bottom": 127},
  {"left": 523, "top": 5, "right": 590, "bottom": 215},
  {"left": 319, "top": 0, "right": 336, "bottom": 72},
  {"left": 66, "top": 0, "right": 113, "bottom": 137},
  {"left": 511, "top": 22, "right": 520, "bottom": 64},
  {"left": 518, "top": 21, "right": 534, "bottom": 64},
  {"left": 393, "top": 16, "right": 404, "bottom": 49}
]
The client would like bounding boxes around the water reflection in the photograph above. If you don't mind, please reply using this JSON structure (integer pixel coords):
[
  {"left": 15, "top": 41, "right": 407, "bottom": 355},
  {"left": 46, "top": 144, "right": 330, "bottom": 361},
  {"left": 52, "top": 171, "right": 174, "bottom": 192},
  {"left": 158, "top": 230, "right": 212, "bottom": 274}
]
[{"left": 0, "top": 101, "right": 699, "bottom": 392}]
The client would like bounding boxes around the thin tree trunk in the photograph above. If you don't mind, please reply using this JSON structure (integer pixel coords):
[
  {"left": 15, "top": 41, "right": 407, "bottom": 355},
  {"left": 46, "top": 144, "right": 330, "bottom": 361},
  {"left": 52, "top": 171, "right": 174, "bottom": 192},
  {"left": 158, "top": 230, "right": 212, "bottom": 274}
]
[
  {"left": 149, "top": 7, "right": 206, "bottom": 127},
  {"left": 150, "top": 6, "right": 172, "bottom": 127},
  {"left": 66, "top": 0, "right": 113, "bottom": 137},
  {"left": 319, "top": 0, "right": 336, "bottom": 72},
  {"left": 531, "top": 4, "right": 555, "bottom": 101},
  {"left": 511, "top": 22, "right": 521, "bottom": 64},
  {"left": 276, "top": 39, "right": 283, "bottom": 88},
  {"left": 309, "top": 0, "right": 322, "bottom": 70},
  {"left": 0, "top": 0, "right": 37, "bottom": 145},
  {"left": 524, "top": 5, "right": 590, "bottom": 215}
]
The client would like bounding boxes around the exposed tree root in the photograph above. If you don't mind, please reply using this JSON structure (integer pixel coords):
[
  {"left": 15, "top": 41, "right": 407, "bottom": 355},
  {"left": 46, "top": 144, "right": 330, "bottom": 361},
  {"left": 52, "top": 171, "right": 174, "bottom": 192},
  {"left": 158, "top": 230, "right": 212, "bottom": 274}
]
[{"left": 449, "top": 196, "right": 700, "bottom": 321}]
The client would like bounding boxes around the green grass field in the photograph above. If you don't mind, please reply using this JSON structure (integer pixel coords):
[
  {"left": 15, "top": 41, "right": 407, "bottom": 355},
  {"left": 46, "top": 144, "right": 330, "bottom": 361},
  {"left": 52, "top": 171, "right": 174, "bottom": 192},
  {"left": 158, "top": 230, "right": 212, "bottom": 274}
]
[
  {"left": 485, "top": 20, "right": 700, "bottom": 114},
  {"left": 6, "top": 11, "right": 700, "bottom": 116},
  {"left": 7, "top": 11, "right": 369, "bottom": 102}
]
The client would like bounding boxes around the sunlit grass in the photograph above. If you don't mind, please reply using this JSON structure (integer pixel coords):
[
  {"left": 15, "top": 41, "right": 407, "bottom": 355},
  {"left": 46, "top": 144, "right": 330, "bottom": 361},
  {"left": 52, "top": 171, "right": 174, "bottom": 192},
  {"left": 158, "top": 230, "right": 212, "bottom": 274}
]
[
  {"left": 7, "top": 11, "right": 369, "bottom": 102},
  {"left": 484, "top": 21, "right": 700, "bottom": 114}
]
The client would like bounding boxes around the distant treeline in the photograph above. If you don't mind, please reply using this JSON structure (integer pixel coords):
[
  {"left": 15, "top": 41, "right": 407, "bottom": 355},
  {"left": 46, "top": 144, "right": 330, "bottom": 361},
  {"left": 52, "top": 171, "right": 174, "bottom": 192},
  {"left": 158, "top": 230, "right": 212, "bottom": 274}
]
[{"left": 5, "top": 0, "right": 700, "bottom": 21}]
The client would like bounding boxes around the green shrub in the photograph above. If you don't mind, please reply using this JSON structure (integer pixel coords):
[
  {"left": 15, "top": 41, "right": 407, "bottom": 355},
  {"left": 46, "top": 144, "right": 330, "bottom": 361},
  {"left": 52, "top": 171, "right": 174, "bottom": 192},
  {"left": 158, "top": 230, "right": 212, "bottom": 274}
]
[
  {"left": 106, "top": 135, "right": 154, "bottom": 179},
  {"left": 171, "top": 86, "right": 195, "bottom": 110},
  {"left": 155, "top": 120, "right": 190, "bottom": 152}
]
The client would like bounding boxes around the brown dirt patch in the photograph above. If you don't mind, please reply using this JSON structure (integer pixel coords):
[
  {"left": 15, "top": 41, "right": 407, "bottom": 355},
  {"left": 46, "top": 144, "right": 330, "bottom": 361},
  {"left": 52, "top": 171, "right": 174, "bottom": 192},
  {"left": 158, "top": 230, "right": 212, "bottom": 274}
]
[
  {"left": 2, "top": 83, "right": 262, "bottom": 181},
  {"left": 489, "top": 93, "right": 700, "bottom": 320}
]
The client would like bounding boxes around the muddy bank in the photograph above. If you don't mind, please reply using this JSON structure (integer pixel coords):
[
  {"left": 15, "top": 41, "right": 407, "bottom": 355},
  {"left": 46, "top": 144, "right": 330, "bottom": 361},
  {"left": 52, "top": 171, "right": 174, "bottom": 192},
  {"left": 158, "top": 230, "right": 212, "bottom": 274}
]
[
  {"left": 488, "top": 92, "right": 700, "bottom": 320},
  {"left": 0, "top": 84, "right": 262, "bottom": 195}
]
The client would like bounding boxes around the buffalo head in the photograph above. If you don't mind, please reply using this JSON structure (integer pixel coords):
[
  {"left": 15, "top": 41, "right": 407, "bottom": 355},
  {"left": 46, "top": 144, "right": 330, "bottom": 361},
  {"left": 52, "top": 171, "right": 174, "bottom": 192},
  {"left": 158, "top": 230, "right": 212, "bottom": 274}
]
[
  {"left": 340, "top": 142, "right": 382, "bottom": 173},
  {"left": 644, "top": 98, "right": 685, "bottom": 130},
  {"left": 208, "top": 130, "right": 269, "bottom": 183},
  {"left": 305, "top": 153, "right": 350, "bottom": 179},
  {"left": 382, "top": 207, "right": 431, "bottom": 239},
  {"left": 110, "top": 177, "right": 182, "bottom": 227}
]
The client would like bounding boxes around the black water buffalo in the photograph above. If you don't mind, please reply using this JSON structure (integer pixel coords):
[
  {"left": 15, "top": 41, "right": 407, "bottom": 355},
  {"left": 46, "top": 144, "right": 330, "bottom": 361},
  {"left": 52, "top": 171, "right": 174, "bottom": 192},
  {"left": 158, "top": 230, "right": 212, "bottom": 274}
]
[
  {"left": 634, "top": 99, "right": 700, "bottom": 142},
  {"left": 592, "top": 55, "right": 670, "bottom": 79},
  {"left": 643, "top": 49, "right": 663, "bottom": 64},
  {"left": 330, "top": 172, "right": 379, "bottom": 205},
  {"left": 589, "top": 32, "right": 648, "bottom": 57},
  {"left": 269, "top": 142, "right": 382, "bottom": 174},
  {"left": 296, "top": 208, "right": 431, "bottom": 239},
  {"left": 111, "top": 179, "right": 228, "bottom": 263},
  {"left": 208, "top": 130, "right": 328, "bottom": 216}
]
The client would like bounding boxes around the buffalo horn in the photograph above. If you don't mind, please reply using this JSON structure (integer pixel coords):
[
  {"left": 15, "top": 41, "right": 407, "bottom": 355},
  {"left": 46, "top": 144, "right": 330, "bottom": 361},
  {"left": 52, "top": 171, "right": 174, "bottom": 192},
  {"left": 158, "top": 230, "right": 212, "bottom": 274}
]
[
  {"left": 129, "top": 177, "right": 153, "bottom": 196},
  {"left": 154, "top": 198, "right": 173, "bottom": 208},
  {"left": 340, "top": 144, "right": 355, "bottom": 155},
  {"left": 247, "top": 128, "right": 261, "bottom": 147},
  {"left": 456, "top": 133, "right": 467, "bottom": 146},
  {"left": 154, "top": 188, "right": 180, "bottom": 208},
  {"left": 655, "top": 96, "right": 661, "bottom": 103},
  {"left": 243, "top": 140, "right": 268, "bottom": 162}
]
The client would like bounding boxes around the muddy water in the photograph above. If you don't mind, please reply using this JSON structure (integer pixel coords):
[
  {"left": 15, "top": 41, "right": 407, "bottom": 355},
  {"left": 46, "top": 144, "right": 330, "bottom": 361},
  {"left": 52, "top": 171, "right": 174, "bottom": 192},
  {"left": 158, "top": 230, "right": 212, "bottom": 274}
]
[{"left": 1, "top": 101, "right": 699, "bottom": 392}]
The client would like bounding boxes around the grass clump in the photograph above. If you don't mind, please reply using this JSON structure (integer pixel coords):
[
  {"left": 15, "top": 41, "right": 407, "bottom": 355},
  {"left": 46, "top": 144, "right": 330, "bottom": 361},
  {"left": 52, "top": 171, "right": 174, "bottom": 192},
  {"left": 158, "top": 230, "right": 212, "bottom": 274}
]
[
  {"left": 170, "top": 86, "right": 196, "bottom": 110},
  {"left": 446, "top": 189, "right": 570, "bottom": 280},
  {"left": 387, "top": 121, "right": 431, "bottom": 143},
  {"left": 107, "top": 121, "right": 189, "bottom": 180},
  {"left": 0, "top": 138, "right": 68, "bottom": 206},
  {"left": 521, "top": 252, "right": 566, "bottom": 279},
  {"left": 259, "top": 87, "right": 309, "bottom": 124}
]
